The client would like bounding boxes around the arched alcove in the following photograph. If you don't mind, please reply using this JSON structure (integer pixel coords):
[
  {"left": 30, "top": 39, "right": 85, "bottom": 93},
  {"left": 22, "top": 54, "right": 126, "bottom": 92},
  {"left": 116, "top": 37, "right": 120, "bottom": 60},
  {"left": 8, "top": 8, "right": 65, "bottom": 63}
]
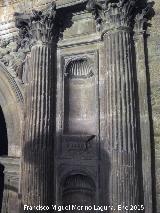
[
  {"left": 64, "top": 57, "right": 96, "bottom": 134},
  {"left": 62, "top": 174, "right": 96, "bottom": 208}
]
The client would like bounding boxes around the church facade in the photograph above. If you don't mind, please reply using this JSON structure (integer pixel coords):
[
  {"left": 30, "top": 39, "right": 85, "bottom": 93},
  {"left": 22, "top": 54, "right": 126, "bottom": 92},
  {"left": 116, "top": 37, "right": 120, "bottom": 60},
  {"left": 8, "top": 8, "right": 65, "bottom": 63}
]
[{"left": 0, "top": 0, "right": 159, "bottom": 212}]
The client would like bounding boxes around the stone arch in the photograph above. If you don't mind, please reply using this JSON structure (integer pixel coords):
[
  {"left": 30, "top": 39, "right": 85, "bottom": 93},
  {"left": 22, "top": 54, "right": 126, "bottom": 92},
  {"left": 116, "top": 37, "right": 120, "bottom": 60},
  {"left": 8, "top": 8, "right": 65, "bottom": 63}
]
[{"left": 0, "top": 63, "right": 24, "bottom": 157}]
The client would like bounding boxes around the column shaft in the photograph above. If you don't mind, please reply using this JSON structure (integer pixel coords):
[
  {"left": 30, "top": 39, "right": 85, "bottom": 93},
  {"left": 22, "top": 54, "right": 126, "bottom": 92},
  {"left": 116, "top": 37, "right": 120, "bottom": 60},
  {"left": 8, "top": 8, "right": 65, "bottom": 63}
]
[
  {"left": 104, "top": 30, "right": 140, "bottom": 208},
  {"left": 21, "top": 45, "right": 55, "bottom": 207}
]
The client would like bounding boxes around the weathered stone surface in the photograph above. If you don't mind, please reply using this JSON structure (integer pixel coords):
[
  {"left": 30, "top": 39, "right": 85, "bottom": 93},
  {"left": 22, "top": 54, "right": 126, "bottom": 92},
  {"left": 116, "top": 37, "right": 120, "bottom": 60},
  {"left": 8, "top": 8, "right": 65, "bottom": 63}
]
[{"left": 0, "top": 0, "right": 159, "bottom": 213}]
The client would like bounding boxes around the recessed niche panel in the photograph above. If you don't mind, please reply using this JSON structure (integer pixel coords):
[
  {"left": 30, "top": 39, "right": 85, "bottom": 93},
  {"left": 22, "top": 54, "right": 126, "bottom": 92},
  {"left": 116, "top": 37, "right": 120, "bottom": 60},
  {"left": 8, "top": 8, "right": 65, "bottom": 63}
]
[
  {"left": 62, "top": 174, "right": 96, "bottom": 206},
  {"left": 64, "top": 57, "right": 96, "bottom": 135}
]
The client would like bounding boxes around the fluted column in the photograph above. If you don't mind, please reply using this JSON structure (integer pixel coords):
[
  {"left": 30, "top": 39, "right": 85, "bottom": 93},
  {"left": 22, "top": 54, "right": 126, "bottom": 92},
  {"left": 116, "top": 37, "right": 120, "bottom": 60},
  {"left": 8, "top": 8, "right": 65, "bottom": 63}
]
[
  {"left": 15, "top": 2, "right": 57, "bottom": 210},
  {"left": 104, "top": 27, "right": 140, "bottom": 209},
  {"left": 87, "top": 1, "right": 145, "bottom": 211},
  {"left": 22, "top": 45, "right": 55, "bottom": 207}
]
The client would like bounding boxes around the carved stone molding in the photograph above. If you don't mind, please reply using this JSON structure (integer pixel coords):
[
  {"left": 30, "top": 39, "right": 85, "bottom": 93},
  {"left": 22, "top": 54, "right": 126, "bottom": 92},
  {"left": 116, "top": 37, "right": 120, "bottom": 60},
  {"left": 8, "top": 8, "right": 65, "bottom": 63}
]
[{"left": 0, "top": 63, "right": 24, "bottom": 103}]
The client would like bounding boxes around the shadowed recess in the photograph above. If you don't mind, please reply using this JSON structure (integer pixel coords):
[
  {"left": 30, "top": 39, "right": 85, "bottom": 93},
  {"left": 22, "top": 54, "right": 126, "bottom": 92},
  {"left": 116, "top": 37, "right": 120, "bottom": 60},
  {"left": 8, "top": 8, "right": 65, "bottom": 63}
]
[{"left": 0, "top": 106, "right": 8, "bottom": 156}]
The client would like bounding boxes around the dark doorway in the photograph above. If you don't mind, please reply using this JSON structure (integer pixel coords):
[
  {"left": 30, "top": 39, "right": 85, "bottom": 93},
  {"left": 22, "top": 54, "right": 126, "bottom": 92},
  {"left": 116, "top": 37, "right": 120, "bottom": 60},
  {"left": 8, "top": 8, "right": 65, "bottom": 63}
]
[{"left": 0, "top": 106, "right": 8, "bottom": 212}]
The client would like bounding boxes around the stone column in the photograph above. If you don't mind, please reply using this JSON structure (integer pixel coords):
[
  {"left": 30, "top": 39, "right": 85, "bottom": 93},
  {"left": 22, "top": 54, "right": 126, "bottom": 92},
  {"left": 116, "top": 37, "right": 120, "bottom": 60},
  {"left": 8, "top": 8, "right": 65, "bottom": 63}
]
[
  {"left": 103, "top": 26, "right": 141, "bottom": 211},
  {"left": 134, "top": 7, "right": 153, "bottom": 213},
  {"left": 15, "top": 2, "right": 57, "bottom": 210},
  {"left": 104, "top": 29, "right": 141, "bottom": 208},
  {"left": 87, "top": 1, "right": 145, "bottom": 211},
  {"left": 22, "top": 45, "right": 55, "bottom": 207}
]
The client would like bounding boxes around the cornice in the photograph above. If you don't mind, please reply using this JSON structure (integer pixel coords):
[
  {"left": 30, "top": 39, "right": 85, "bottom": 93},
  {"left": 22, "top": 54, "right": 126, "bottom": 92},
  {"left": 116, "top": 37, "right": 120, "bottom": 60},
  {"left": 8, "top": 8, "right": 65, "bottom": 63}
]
[{"left": 58, "top": 32, "right": 101, "bottom": 48}]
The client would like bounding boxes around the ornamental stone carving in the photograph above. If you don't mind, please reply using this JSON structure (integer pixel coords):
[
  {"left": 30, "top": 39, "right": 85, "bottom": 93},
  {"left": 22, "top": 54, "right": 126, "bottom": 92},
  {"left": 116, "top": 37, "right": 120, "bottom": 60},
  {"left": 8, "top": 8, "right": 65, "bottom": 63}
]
[
  {"left": 15, "top": 2, "right": 57, "bottom": 46},
  {"left": 134, "top": 2, "right": 154, "bottom": 33},
  {"left": 0, "top": 37, "right": 28, "bottom": 82},
  {"left": 64, "top": 58, "right": 94, "bottom": 79},
  {"left": 2, "top": 1, "right": 58, "bottom": 83},
  {"left": 86, "top": 0, "right": 152, "bottom": 33}
]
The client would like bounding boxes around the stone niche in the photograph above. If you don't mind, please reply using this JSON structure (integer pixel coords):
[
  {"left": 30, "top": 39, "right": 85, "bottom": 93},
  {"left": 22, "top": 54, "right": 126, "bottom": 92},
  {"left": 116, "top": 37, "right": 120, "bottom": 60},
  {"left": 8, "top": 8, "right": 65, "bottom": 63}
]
[
  {"left": 59, "top": 52, "right": 99, "bottom": 161},
  {"left": 63, "top": 56, "right": 96, "bottom": 134}
]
